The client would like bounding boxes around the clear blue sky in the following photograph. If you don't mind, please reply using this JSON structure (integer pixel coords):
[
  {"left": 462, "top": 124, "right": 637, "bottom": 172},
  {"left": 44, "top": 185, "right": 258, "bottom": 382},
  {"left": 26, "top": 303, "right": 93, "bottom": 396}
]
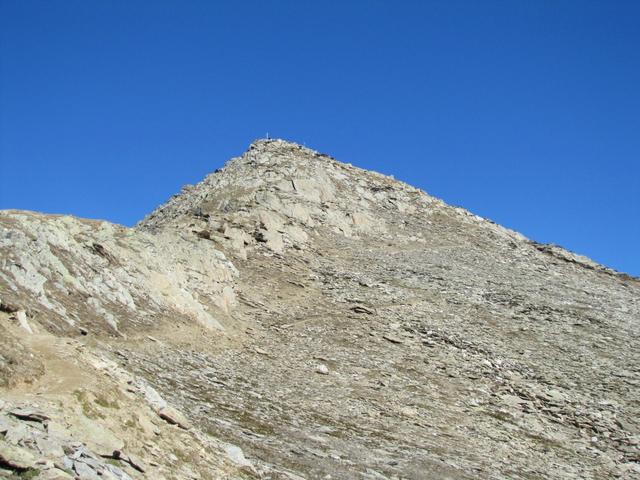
[{"left": 1, "top": 1, "right": 638, "bottom": 276}]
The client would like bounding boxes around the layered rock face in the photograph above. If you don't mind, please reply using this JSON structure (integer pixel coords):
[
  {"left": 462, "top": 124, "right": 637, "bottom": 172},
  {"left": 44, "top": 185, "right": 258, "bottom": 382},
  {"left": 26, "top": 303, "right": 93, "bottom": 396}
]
[
  {"left": 0, "top": 139, "right": 639, "bottom": 479},
  {"left": 0, "top": 211, "right": 237, "bottom": 335}
]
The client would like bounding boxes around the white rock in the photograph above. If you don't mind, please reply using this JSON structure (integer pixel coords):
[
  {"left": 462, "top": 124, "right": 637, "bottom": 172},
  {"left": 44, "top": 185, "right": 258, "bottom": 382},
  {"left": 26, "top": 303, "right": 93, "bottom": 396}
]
[
  {"left": 16, "top": 310, "right": 33, "bottom": 334},
  {"left": 224, "top": 444, "right": 252, "bottom": 467}
]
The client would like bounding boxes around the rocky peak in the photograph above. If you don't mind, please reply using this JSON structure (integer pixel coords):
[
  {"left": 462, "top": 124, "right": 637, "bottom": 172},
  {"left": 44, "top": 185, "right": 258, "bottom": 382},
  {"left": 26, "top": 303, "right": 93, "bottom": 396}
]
[
  {"left": 138, "top": 138, "right": 517, "bottom": 260},
  {"left": 244, "top": 137, "right": 327, "bottom": 162},
  {"left": 1, "top": 140, "right": 639, "bottom": 479},
  {"left": 140, "top": 139, "right": 638, "bottom": 283}
]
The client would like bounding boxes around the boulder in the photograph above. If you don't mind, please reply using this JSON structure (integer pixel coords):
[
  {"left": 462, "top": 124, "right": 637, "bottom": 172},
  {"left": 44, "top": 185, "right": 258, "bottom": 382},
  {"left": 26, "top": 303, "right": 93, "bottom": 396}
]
[
  {"left": 36, "top": 468, "right": 74, "bottom": 479},
  {"left": 9, "top": 406, "right": 49, "bottom": 422},
  {"left": 157, "top": 406, "right": 192, "bottom": 430},
  {"left": 0, "top": 441, "right": 36, "bottom": 470}
]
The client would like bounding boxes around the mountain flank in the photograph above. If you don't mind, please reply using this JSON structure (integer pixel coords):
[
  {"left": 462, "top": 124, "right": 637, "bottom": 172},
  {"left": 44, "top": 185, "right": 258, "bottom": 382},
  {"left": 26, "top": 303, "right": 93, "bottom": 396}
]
[{"left": 1, "top": 139, "right": 639, "bottom": 479}]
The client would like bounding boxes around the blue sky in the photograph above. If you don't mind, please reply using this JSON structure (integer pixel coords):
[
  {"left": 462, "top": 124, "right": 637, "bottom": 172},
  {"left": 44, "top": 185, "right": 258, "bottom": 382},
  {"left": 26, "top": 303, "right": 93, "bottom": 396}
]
[{"left": 1, "top": 1, "right": 638, "bottom": 276}]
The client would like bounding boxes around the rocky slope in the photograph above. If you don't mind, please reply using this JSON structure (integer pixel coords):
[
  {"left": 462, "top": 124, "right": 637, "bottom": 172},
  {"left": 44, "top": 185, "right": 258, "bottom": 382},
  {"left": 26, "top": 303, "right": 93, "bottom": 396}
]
[{"left": 1, "top": 139, "right": 639, "bottom": 479}]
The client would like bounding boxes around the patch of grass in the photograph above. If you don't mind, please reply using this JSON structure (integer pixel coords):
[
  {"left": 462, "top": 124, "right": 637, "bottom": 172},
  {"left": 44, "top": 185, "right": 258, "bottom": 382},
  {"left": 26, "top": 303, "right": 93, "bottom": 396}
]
[
  {"left": 94, "top": 393, "right": 120, "bottom": 409},
  {"left": 73, "top": 389, "right": 104, "bottom": 419},
  {"left": 18, "top": 469, "right": 40, "bottom": 479},
  {"left": 231, "top": 410, "right": 276, "bottom": 436}
]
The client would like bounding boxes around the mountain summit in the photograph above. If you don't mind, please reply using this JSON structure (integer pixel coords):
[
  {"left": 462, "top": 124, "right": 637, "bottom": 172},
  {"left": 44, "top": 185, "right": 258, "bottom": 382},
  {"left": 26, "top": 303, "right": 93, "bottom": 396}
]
[{"left": 1, "top": 140, "right": 639, "bottom": 479}]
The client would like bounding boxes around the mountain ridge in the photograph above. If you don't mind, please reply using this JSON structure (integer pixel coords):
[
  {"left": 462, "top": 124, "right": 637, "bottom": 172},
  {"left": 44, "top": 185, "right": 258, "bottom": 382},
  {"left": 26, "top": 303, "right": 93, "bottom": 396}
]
[
  {"left": 138, "top": 138, "right": 636, "bottom": 280},
  {"left": 0, "top": 139, "right": 639, "bottom": 479}
]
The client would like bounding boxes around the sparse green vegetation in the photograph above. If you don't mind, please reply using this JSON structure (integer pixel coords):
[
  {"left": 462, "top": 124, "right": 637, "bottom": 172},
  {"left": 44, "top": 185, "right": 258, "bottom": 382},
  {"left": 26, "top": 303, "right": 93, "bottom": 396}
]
[
  {"left": 18, "top": 469, "right": 40, "bottom": 479},
  {"left": 73, "top": 389, "right": 105, "bottom": 419},
  {"left": 93, "top": 393, "right": 120, "bottom": 409}
]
